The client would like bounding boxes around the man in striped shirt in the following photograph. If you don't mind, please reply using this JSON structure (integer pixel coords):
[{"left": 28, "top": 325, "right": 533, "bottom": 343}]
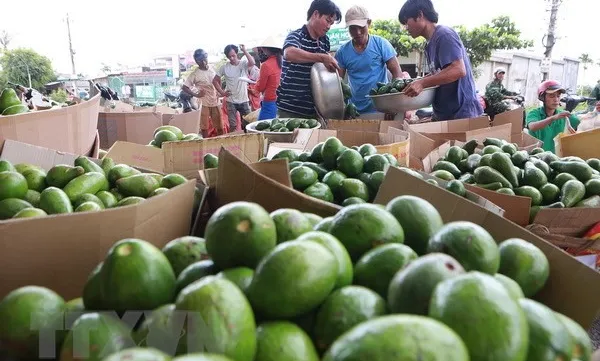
[{"left": 276, "top": 0, "right": 342, "bottom": 119}]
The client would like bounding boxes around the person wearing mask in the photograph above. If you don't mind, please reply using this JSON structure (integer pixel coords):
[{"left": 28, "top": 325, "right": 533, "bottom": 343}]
[
  {"left": 398, "top": 0, "right": 483, "bottom": 121},
  {"left": 277, "top": 0, "right": 342, "bottom": 119},
  {"left": 484, "top": 67, "right": 519, "bottom": 119},
  {"left": 181, "top": 49, "right": 223, "bottom": 137},
  {"left": 335, "top": 5, "right": 404, "bottom": 116},
  {"left": 526, "top": 80, "right": 580, "bottom": 153},
  {"left": 214, "top": 44, "right": 255, "bottom": 131},
  {"left": 255, "top": 37, "right": 283, "bottom": 120}
]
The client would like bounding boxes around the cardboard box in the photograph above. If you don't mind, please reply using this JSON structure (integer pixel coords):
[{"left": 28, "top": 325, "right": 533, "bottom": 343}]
[
  {"left": 97, "top": 111, "right": 163, "bottom": 149},
  {"left": 529, "top": 208, "right": 600, "bottom": 249},
  {"left": 100, "top": 100, "right": 135, "bottom": 113},
  {"left": 268, "top": 128, "right": 411, "bottom": 167},
  {"left": 105, "top": 133, "right": 265, "bottom": 180},
  {"left": 374, "top": 166, "right": 600, "bottom": 329},
  {"left": 555, "top": 128, "right": 600, "bottom": 158},
  {"left": 512, "top": 131, "right": 542, "bottom": 151},
  {"left": 162, "top": 109, "right": 201, "bottom": 136},
  {"left": 422, "top": 140, "right": 532, "bottom": 226},
  {"left": 0, "top": 94, "right": 100, "bottom": 155},
  {"left": 326, "top": 119, "right": 404, "bottom": 134},
  {"left": 492, "top": 108, "right": 524, "bottom": 136},
  {"left": 0, "top": 140, "right": 199, "bottom": 299}
]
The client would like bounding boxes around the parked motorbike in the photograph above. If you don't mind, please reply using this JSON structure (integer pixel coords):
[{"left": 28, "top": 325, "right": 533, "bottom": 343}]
[
  {"left": 560, "top": 93, "right": 595, "bottom": 114},
  {"left": 163, "top": 90, "right": 197, "bottom": 113}
]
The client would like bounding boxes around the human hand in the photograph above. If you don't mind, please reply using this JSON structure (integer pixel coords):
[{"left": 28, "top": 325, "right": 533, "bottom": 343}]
[
  {"left": 403, "top": 80, "right": 424, "bottom": 97},
  {"left": 553, "top": 111, "right": 571, "bottom": 121},
  {"left": 322, "top": 54, "right": 341, "bottom": 72},
  {"left": 196, "top": 89, "right": 206, "bottom": 98},
  {"left": 384, "top": 113, "right": 396, "bottom": 120},
  {"left": 240, "top": 44, "right": 246, "bottom": 52}
]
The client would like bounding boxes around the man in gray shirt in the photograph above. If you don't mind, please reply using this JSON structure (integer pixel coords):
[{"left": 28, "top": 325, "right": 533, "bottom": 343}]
[{"left": 213, "top": 44, "right": 255, "bottom": 131}]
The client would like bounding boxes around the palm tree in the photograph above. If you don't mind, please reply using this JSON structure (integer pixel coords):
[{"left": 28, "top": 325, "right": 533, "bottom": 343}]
[{"left": 579, "top": 53, "right": 593, "bottom": 94}]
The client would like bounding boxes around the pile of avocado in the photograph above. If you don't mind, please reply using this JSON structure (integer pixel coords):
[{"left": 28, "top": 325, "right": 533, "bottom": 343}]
[
  {"left": 0, "top": 155, "right": 199, "bottom": 220},
  {"left": 1, "top": 196, "right": 592, "bottom": 361},
  {"left": 265, "top": 137, "right": 399, "bottom": 206},
  {"left": 369, "top": 78, "right": 415, "bottom": 96},
  {"left": 0, "top": 88, "right": 29, "bottom": 116},
  {"left": 149, "top": 125, "right": 203, "bottom": 148},
  {"left": 254, "top": 118, "right": 320, "bottom": 132},
  {"left": 340, "top": 81, "right": 360, "bottom": 120},
  {"left": 428, "top": 138, "right": 600, "bottom": 222}
]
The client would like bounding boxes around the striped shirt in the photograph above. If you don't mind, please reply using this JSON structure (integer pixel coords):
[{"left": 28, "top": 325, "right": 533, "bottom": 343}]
[{"left": 277, "top": 25, "right": 330, "bottom": 117}]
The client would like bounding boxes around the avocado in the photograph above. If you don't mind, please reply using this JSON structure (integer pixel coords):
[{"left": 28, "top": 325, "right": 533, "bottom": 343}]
[
  {"left": 521, "top": 161, "right": 548, "bottom": 189},
  {"left": 0, "top": 171, "right": 28, "bottom": 201},
  {"left": 296, "top": 231, "right": 353, "bottom": 289},
  {"left": 474, "top": 166, "right": 513, "bottom": 189},
  {"left": 446, "top": 179, "right": 467, "bottom": 197},
  {"left": 39, "top": 187, "right": 72, "bottom": 214},
  {"left": 462, "top": 139, "right": 478, "bottom": 155},
  {"left": 100, "top": 239, "right": 176, "bottom": 314},
  {"left": 290, "top": 166, "right": 318, "bottom": 191},
  {"left": 483, "top": 137, "right": 504, "bottom": 147},
  {"left": 388, "top": 253, "right": 465, "bottom": 315},
  {"left": 322, "top": 315, "right": 470, "bottom": 361},
  {"left": 270, "top": 208, "right": 313, "bottom": 243},
  {"left": 203, "top": 153, "right": 219, "bottom": 169},
  {"left": 0, "top": 286, "right": 66, "bottom": 360},
  {"left": 336, "top": 149, "right": 364, "bottom": 177},
  {"left": 0, "top": 88, "right": 23, "bottom": 113},
  {"left": 75, "top": 156, "right": 106, "bottom": 176},
  {"left": 205, "top": 201, "right": 277, "bottom": 269},
  {"left": 12, "top": 207, "right": 47, "bottom": 219},
  {"left": 339, "top": 178, "right": 370, "bottom": 203},
  {"left": 430, "top": 169, "right": 455, "bottom": 181},
  {"left": 519, "top": 299, "right": 574, "bottom": 361},
  {"left": 314, "top": 286, "right": 386, "bottom": 353},
  {"left": 539, "top": 183, "right": 561, "bottom": 205},
  {"left": 561, "top": 179, "right": 586, "bottom": 207},
  {"left": 386, "top": 195, "right": 443, "bottom": 255},
  {"left": 465, "top": 153, "right": 482, "bottom": 172},
  {"left": 302, "top": 162, "right": 328, "bottom": 181},
  {"left": 556, "top": 313, "right": 593, "bottom": 361},
  {"left": 427, "top": 221, "right": 500, "bottom": 274},
  {"left": 550, "top": 161, "right": 594, "bottom": 182},
  {"left": 309, "top": 142, "right": 325, "bottom": 164},
  {"left": 63, "top": 172, "right": 110, "bottom": 202},
  {"left": 445, "top": 146, "right": 465, "bottom": 165},
  {"left": 175, "top": 260, "right": 218, "bottom": 293},
  {"left": 514, "top": 186, "right": 544, "bottom": 206},
  {"left": 154, "top": 125, "right": 184, "bottom": 140},
  {"left": 490, "top": 152, "right": 519, "bottom": 188},
  {"left": 494, "top": 273, "right": 525, "bottom": 300},
  {"left": 553, "top": 172, "right": 578, "bottom": 189},
  {"left": 432, "top": 160, "right": 462, "bottom": 179},
  {"left": 321, "top": 137, "right": 345, "bottom": 169},
  {"left": 255, "top": 322, "right": 319, "bottom": 361},
  {"left": 175, "top": 277, "right": 257, "bottom": 360},
  {"left": 216, "top": 267, "right": 254, "bottom": 295},
  {"left": 429, "top": 272, "right": 529, "bottom": 361},
  {"left": 329, "top": 203, "right": 404, "bottom": 261},
  {"left": 103, "top": 348, "right": 171, "bottom": 361},
  {"left": 21, "top": 168, "right": 47, "bottom": 193},
  {"left": 498, "top": 238, "right": 549, "bottom": 297},
  {"left": 354, "top": 243, "right": 417, "bottom": 297},
  {"left": 162, "top": 236, "right": 209, "bottom": 277},
  {"left": 313, "top": 216, "right": 334, "bottom": 232},
  {"left": 476, "top": 182, "right": 504, "bottom": 190},
  {"left": 247, "top": 241, "right": 337, "bottom": 319}
]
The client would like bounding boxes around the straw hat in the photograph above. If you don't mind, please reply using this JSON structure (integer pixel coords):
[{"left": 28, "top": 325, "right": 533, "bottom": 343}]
[{"left": 259, "top": 36, "right": 283, "bottom": 49}]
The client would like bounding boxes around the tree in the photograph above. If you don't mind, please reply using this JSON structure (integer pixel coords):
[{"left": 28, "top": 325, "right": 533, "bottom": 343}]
[
  {"left": 0, "top": 48, "right": 56, "bottom": 91},
  {"left": 0, "top": 30, "right": 11, "bottom": 51},
  {"left": 371, "top": 16, "right": 532, "bottom": 77},
  {"left": 578, "top": 54, "right": 593, "bottom": 94}
]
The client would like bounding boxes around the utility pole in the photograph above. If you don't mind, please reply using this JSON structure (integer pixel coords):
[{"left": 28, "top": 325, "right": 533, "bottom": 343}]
[
  {"left": 541, "top": 0, "right": 562, "bottom": 81},
  {"left": 66, "top": 13, "right": 76, "bottom": 76}
]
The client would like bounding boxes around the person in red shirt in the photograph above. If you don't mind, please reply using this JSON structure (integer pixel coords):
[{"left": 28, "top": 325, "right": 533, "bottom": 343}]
[{"left": 255, "top": 37, "right": 283, "bottom": 120}]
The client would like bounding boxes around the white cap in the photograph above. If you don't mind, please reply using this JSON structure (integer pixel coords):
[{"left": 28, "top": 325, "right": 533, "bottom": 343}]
[
  {"left": 345, "top": 5, "right": 370, "bottom": 27},
  {"left": 494, "top": 67, "right": 507, "bottom": 74}
]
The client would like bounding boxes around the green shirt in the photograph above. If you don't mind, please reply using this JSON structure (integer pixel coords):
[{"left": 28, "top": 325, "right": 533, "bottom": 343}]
[{"left": 525, "top": 107, "right": 580, "bottom": 153}]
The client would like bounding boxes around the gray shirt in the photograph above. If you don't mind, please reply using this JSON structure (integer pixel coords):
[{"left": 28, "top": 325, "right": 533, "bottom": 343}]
[{"left": 217, "top": 58, "right": 249, "bottom": 104}]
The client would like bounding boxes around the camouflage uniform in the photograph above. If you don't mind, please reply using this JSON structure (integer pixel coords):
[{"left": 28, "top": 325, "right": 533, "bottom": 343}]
[{"left": 485, "top": 79, "right": 518, "bottom": 116}]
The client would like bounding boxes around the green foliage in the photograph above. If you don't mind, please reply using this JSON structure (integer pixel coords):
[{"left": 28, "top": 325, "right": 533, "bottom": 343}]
[
  {"left": 371, "top": 20, "right": 425, "bottom": 57},
  {"left": 49, "top": 88, "right": 69, "bottom": 103},
  {"left": 0, "top": 48, "right": 56, "bottom": 91},
  {"left": 371, "top": 16, "right": 532, "bottom": 74}
]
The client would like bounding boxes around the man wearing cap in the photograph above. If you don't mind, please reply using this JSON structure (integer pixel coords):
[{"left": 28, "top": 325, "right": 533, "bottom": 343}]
[
  {"left": 484, "top": 67, "right": 519, "bottom": 118},
  {"left": 526, "top": 80, "right": 580, "bottom": 153},
  {"left": 182, "top": 49, "right": 224, "bottom": 137},
  {"left": 398, "top": 0, "right": 483, "bottom": 121},
  {"left": 277, "top": 0, "right": 342, "bottom": 119},
  {"left": 334, "top": 5, "right": 404, "bottom": 115}
]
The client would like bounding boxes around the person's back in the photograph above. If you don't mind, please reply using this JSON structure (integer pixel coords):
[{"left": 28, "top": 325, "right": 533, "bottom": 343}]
[{"left": 425, "top": 25, "right": 482, "bottom": 120}]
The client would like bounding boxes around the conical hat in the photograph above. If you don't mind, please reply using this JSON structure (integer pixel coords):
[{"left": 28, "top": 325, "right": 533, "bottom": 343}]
[{"left": 259, "top": 36, "right": 283, "bottom": 49}]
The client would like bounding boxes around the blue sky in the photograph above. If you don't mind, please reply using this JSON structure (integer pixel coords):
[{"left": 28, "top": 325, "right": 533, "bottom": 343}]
[{"left": 2, "top": 0, "right": 599, "bottom": 84}]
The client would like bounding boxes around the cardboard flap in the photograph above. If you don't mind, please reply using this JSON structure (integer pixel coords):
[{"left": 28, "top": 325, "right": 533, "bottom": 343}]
[
  {"left": 162, "top": 108, "right": 202, "bottom": 135},
  {"left": 0, "top": 139, "right": 80, "bottom": 171},
  {"left": 215, "top": 147, "right": 340, "bottom": 217},
  {"left": 555, "top": 128, "right": 600, "bottom": 159},
  {"left": 374, "top": 166, "right": 600, "bottom": 328},
  {"left": 532, "top": 208, "right": 600, "bottom": 237},
  {"left": 465, "top": 184, "right": 532, "bottom": 226},
  {"left": 162, "top": 133, "right": 265, "bottom": 178},
  {"left": 407, "top": 115, "right": 490, "bottom": 133},
  {"left": 421, "top": 123, "right": 512, "bottom": 143},
  {"left": 105, "top": 141, "right": 164, "bottom": 174},
  {"left": 493, "top": 108, "right": 523, "bottom": 135},
  {"left": 249, "top": 159, "right": 292, "bottom": 187}
]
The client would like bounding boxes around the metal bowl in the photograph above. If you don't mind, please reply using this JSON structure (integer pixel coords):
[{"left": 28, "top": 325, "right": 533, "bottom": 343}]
[
  {"left": 369, "top": 86, "right": 438, "bottom": 113},
  {"left": 246, "top": 118, "right": 321, "bottom": 143},
  {"left": 311, "top": 63, "right": 345, "bottom": 120}
]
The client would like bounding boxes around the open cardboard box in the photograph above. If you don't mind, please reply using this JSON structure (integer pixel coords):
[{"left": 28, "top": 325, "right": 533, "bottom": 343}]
[
  {"left": 326, "top": 118, "right": 404, "bottom": 134},
  {"left": 268, "top": 128, "right": 410, "bottom": 167},
  {"left": 0, "top": 93, "right": 100, "bottom": 156},
  {"left": 374, "top": 166, "right": 600, "bottom": 329},
  {"left": 0, "top": 140, "right": 200, "bottom": 299},
  {"left": 422, "top": 140, "right": 532, "bottom": 226},
  {"left": 105, "top": 133, "right": 265, "bottom": 181},
  {"left": 555, "top": 127, "right": 600, "bottom": 159}
]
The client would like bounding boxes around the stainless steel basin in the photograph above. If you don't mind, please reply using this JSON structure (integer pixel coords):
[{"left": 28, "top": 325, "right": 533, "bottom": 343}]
[
  {"left": 311, "top": 63, "right": 345, "bottom": 120},
  {"left": 369, "top": 86, "right": 438, "bottom": 113}
]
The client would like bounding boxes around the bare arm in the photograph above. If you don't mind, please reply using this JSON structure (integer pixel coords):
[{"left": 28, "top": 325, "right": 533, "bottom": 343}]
[
  {"left": 528, "top": 112, "right": 569, "bottom": 131},
  {"left": 212, "top": 75, "right": 229, "bottom": 97},
  {"left": 284, "top": 47, "right": 327, "bottom": 63},
  {"left": 181, "top": 84, "right": 204, "bottom": 98},
  {"left": 420, "top": 59, "right": 466, "bottom": 88},
  {"left": 240, "top": 45, "right": 255, "bottom": 69},
  {"left": 386, "top": 57, "right": 403, "bottom": 79},
  {"left": 338, "top": 68, "right": 346, "bottom": 80}
]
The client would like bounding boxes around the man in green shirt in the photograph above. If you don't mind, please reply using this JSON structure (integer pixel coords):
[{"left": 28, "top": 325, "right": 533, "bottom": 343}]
[
  {"left": 526, "top": 80, "right": 580, "bottom": 153},
  {"left": 485, "top": 67, "right": 518, "bottom": 118}
]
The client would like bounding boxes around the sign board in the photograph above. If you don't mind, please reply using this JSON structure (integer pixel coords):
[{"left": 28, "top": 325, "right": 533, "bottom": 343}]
[
  {"left": 166, "top": 69, "right": 173, "bottom": 78},
  {"left": 135, "top": 85, "right": 155, "bottom": 99},
  {"left": 540, "top": 57, "right": 552, "bottom": 73},
  {"left": 327, "top": 28, "right": 351, "bottom": 51}
]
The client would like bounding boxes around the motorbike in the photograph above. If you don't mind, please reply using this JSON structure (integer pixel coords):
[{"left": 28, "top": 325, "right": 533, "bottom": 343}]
[
  {"left": 560, "top": 93, "right": 595, "bottom": 114},
  {"left": 164, "top": 90, "right": 197, "bottom": 113}
]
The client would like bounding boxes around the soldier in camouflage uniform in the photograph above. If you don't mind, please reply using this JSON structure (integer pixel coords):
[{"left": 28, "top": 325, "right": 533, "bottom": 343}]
[{"left": 485, "top": 67, "right": 518, "bottom": 118}]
